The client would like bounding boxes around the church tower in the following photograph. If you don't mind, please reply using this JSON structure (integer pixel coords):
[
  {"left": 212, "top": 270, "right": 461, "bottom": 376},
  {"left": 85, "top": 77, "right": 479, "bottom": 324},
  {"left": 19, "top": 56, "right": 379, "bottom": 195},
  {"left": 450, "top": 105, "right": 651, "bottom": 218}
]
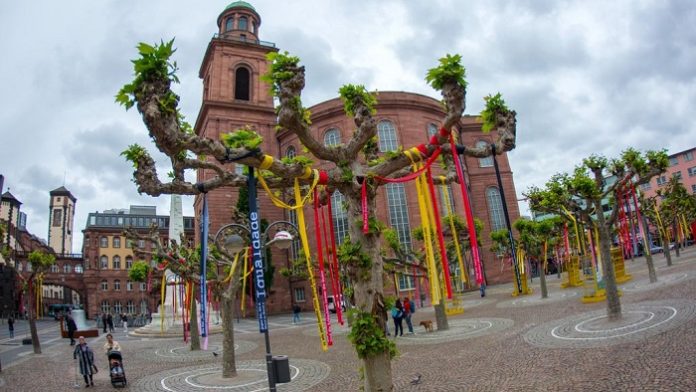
[
  {"left": 194, "top": 1, "right": 280, "bottom": 234},
  {"left": 48, "top": 186, "right": 76, "bottom": 255}
]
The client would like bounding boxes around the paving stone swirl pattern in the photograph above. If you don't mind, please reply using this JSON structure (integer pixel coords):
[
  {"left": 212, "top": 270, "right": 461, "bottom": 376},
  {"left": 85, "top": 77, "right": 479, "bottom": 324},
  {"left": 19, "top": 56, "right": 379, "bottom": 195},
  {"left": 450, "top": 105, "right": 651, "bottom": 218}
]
[
  {"left": 131, "top": 359, "right": 329, "bottom": 391},
  {"left": 396, "top": 317, "right": 514, "bottom": 345},
  {"left": 496, "top": 290, "right": 580, "bottom": 308},
  {"left": 152, "top": 340, "right": 257, "bottom": 361},
  {"left": 621, "top": 272, "right": 692, "bottom": 292},
  {"left": 524, "top": 299, "right": 696, "bottom": 348}
]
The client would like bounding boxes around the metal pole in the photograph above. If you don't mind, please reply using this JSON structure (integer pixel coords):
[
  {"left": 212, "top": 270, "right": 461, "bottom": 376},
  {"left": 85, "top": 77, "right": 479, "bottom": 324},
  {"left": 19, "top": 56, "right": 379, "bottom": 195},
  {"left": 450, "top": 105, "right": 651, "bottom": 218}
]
[{"left": 491, "top": 144, "right": 522, "bottom": 293}]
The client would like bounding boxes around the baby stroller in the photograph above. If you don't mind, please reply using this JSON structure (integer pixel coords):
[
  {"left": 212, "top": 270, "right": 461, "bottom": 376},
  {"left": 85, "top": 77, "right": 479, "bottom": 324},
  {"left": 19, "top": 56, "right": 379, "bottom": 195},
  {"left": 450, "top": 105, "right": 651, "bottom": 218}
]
[{"left": 107, "top": 350, "right": 127, "bottom": 387}]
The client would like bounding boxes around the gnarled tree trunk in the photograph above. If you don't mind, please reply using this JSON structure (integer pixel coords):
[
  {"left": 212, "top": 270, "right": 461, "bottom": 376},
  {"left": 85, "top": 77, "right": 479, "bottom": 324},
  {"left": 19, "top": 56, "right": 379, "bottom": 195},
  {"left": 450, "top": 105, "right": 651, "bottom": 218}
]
[
  {"left": 596, "top": 212, "right": 621, "bottom": 321},
  {"left": 221, "top": 293, "right": 237, "bottom": 378},
  {"left": 189, "top": 294, "right": 200, "bottom": 351},
  {"left": 640, "top": 216, "right": 657, "bottom": 283},
  {"left": 28, "top": 290, "right": 41, "bottom": 354},
  {"left": 539, "top": 259, "right": 548, "bottom": 299}
]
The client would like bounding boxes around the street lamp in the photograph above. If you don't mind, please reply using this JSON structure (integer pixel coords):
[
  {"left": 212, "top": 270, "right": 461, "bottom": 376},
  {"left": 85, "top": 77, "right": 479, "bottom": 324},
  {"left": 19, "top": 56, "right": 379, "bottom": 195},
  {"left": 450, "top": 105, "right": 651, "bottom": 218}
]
[{"left": 214, "top": 220, "right": 299, "bottom": 392}]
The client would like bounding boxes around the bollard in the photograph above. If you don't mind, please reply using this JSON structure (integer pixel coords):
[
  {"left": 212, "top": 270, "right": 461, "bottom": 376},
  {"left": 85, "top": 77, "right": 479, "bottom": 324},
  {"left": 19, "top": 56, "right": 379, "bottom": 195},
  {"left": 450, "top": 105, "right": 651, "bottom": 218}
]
[{"left": 272, "top": 355, "right": 291, "bottom": 383}]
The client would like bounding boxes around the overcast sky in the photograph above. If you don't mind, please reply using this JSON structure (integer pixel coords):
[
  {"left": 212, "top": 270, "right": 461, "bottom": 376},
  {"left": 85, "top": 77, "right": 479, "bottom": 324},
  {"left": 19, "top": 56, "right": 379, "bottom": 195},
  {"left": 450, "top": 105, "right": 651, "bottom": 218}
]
[{"left": 1, "top": 0, "right": 694, "bottom": 253}]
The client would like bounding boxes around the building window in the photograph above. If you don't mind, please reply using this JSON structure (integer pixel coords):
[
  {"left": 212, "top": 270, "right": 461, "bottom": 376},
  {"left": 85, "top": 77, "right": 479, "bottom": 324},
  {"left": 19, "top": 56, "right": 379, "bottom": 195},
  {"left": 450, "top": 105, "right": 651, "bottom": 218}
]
[
  {"left": 114, "top": 279, "right": 121, "bottom": 291},
  {"left": 673, "top": 171, "right": 682, "bottom": 180},
  {"left": 688, "top": 166, "right": 696, "bottom": 177},
  {"left": 101, "top": 300, "right": 110, "bottom": 314},
  {"left": 386, "top": 183, "right": 412, "bottom": 250},
  {"left": 287, "top": 205, "right": 301, "bottom": 260},
  {"left": 234, "top": 67, "right": 250, "bottom": 101},
  {"left": 140, "top": 300, "right": 148, "bottom": 314},
  {"left": 127, "top": 280, "right": 133, "bottom": 291},
  {"left": 477, "top": 141, "right": 493, "bottom": 167},
  {"left": 17, "top": 263, "right": 23, "bottom": 272},
  {"left": 486, "top": 187, "right": 506, "bottom": 231},
  {"left": 438, "top": 184, "right": 456, "bottom": 216},
  {"left": 669, "top": 156, "right": 678, "bottom": 166},
  {"left": 126, "top": 300, "right": 136, "bottom": 315},
  {"left": 427, "top": 123, "right": 438, "bottom": 137},
  {"left": 684, "top": 151, "right": 694, "bottom": 162},
  {"left": 640, "top": 183, "right": 651, "bottom": 191},
  {"left": 138, "top": 239, "right": 146, "bottom": 249},
  {"left": 331, "top": 191, "right": 349, "bottom": 245},
  {"left": 377, "top": 120, "right": 398, "bottom": 152},
  {"left": 113, "top": 236, "right": 121, "bottom": 248},
  {"left": 100, "top": 255, "right": 108, "bottom": 269},
  {"left": 52, "top": 209, "right": 62, "bottom": 227},
  {"left": 294, "top": 287, "right": 306, "bottom": 302},
  {"left": 126, "top": 256, "right": 133, "bottom": 270},
  {"left": 238, "top": 16, "right": 248, "bottom": 31},
  {"left": 113, "top": 256, "right": 121, "bottom": 269},
  {"left": 26, "top": 263, "right": 32, "bottom": 272},
  {"left": 101, "top": 280, "right": 108, "bottom": 291},
  {"left": 323, "top": 128, "right": 341, "bottom": 146},
  {"left": 75, "top": 265, "right": 83, "bottom": 273},
  {"left": 656, "top": 176, "right": 667, "bottom": 186},
  {"left": 235, "top": 164, "right": 245, "bottom": 175},
  {"left": 50, "top": 264, "right": 59, "bottom": 273},
  {"left": 225, "top": 17, "right": 233, "bottom": 32},
  {"left": 398, "top": 274, "right": 415, "bottom": 291},
  {"left": 140, "top": 282, "right": 146, "bottom": 292},
  {"left": 100, "top": 236, "right": 108, "bottom": 248},
  {"left": 114, "top": 302, "right": 122, "bottom": 315},
  {"left": 285, "top": 145, "right": 296, "bottom": 159},
  {"left": 692, "top": 184, "right": 696, "bottom": 194},
  {"left": 63, "top": 264, "right": 72, "bottom": 273}
]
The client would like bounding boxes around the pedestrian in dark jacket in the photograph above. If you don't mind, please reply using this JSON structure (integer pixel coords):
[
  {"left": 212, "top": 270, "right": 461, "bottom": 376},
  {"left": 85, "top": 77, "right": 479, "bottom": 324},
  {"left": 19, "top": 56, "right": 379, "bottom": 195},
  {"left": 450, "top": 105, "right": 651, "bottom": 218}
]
[
  {"left": 66, "top": 315, "right": 78, "bottom": 345},
  {"left": 101, "top": 313, "right": 108, "bottom": 333},
  {"left": 392, "top": 299, "right": 404, "bottom": 337},
  {"left": 107, "top": 313, "right": 114, "bottom": 333},
  {"left": 73, "top": 336, "right": 95, "bottom": 387},
  {"left": 7, "top": 316, "right": 14, "bottom": 338}
]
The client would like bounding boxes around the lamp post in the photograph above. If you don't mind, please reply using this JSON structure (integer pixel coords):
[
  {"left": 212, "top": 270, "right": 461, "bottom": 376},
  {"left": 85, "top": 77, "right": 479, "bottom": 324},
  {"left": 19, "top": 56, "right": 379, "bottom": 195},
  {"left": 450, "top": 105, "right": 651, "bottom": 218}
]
[{"left": 214, "top": 220, "right": 298, "bottom": 392}]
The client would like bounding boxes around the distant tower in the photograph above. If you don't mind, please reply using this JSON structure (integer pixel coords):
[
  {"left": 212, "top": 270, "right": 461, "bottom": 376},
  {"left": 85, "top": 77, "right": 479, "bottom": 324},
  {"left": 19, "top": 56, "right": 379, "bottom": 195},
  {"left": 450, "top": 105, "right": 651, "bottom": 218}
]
[
  {"left": 194, "top": 1, "right": 280, "bottom": 234},
  {"left": 48, "top": 186, "right": 76, "bottom": 255}
]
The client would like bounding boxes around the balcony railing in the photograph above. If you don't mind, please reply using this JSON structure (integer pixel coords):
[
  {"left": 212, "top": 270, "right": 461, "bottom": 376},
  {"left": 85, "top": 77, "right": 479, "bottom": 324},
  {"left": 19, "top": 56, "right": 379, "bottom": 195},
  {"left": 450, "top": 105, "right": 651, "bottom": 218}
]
[{"left": 213, "top": 33, "right": 276, "bottom": 48}]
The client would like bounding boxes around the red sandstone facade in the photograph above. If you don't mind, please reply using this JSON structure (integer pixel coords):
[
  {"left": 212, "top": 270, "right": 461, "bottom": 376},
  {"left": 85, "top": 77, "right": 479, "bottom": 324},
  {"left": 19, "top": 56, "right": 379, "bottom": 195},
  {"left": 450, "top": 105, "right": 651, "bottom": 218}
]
[{"left": 193, "top": 2, "right": 520, "bottom": 313}]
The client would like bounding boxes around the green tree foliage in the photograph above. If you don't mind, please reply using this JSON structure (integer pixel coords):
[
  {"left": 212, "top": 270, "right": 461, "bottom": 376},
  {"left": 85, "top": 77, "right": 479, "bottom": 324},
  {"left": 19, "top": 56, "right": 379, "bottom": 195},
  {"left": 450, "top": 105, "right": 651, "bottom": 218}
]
[{"left": 425, "top": 54, "right": 467, "bottom": 90}]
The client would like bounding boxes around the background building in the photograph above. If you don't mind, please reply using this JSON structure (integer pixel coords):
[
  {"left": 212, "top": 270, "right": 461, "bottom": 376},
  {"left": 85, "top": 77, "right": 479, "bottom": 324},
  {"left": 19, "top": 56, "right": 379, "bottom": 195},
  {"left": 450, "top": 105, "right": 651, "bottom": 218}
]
[
  {"left": 640, "top": 147, "right": 696, "bottom": 198},
  {"left": 194, "top": 2, "right": 520, "bottom": 313},
  {"left": 48, "top": 186, "right": 77, "bottom": 256}
]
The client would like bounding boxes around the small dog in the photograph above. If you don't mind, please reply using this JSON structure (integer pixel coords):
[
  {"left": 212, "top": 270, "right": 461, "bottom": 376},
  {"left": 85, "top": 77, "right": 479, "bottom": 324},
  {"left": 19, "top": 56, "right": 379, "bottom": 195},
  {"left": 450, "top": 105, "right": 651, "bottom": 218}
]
[{"left": 419, "top": 320, "right": 433, "bottom": 332}]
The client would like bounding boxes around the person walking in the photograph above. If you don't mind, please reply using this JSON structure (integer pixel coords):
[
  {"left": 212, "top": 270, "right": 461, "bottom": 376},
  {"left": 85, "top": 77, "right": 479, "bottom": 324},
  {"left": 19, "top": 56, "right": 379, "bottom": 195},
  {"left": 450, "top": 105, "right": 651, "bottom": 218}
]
[
  {"left": 292, "top": 304, "right": 301, "bottom": 324},
  {"left": 391, "top": 299, "right": 404, "bottom": 337},
  {"left": 101, "top": 313, "right": 108, "bottom": 333},
  {"left": 121, "top": 314, "right": 128, "bottom": 333},
  {"left": 403, "top": 297, "right": 414, "bottom": 334},
  {"left": 103, "top": 333, "right": 122, "bottom": 354},
  {"left": 107, "top": 313, "right": 114, "bottom": 333},
  {"left": 73, "top": 336, "right": 96, "bottom": 387},
  {"left": 66, "top": 315, "right": 78, "bottom": 346},
  {"left": 7, "top": 316, "right": 14, "bottom": 338}
]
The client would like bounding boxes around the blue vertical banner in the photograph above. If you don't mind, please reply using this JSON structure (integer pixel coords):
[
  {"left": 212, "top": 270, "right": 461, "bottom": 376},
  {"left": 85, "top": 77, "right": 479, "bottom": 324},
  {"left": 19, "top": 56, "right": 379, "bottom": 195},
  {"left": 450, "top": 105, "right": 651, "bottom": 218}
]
[
  {"left": 247, "top": 167, "right": 268, "bottom": 332},
  {"left": 200, "top": 193, "right": 208, "bottom": 338}
]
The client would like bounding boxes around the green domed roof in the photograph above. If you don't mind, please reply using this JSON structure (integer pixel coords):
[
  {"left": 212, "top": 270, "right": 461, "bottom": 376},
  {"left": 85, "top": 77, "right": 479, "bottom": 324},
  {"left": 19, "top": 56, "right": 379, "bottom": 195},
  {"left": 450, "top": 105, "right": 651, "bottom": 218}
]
[{"left": 224, "top": 1, "right": 256, "bottom": 12}]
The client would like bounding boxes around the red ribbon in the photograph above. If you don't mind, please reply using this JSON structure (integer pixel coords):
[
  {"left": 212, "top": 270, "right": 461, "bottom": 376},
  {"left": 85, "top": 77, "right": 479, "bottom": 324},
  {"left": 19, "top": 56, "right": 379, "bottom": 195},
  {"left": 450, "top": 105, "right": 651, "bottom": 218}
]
[
  {"left": 373, "top": 148, "right": 442, "bottom": 184},
  {"left": 323, "top": 192, "right": 344, "bottom": 325},
  {"left": 361, "top": 180, "right": 369, "bottom": 234},
  {"left": 318, "top": 170, "right": 329, "bottom": 185},
  {"left": 425, "top": 167, "right": 453, "bottom": 299},
  {"left": 313, "top": 189, "right": 333, "bottom": 346},
  {"left": 416, "top": 144, "right": 428, "bottom": 156}
]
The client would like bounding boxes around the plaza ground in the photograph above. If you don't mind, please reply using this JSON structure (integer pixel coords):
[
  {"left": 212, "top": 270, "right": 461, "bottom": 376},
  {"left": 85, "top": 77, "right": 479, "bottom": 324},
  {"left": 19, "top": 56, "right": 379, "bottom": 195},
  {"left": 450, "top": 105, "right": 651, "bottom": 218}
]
[{"left": 1, "top": 248, "right": 695, "bottom": 391}]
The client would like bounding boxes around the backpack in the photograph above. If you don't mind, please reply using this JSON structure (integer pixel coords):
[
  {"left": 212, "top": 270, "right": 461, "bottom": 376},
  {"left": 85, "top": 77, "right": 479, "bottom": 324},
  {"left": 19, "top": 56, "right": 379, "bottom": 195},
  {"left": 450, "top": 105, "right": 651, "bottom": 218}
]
[{"left": 391, "top": 308, "right": 401, "bottom": 318}]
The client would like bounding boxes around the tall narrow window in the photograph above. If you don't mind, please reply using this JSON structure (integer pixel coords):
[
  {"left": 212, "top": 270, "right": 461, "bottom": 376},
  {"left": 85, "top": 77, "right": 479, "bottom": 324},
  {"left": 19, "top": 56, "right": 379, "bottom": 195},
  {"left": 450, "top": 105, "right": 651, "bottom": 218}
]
[
  {"left": 114, "top": 280, "right": 121, "bottom": 291},
  {"left": 324, "top": 128, "right": 341, "bottom": 146},
  {"left": 225, "top": 17, "right": 233, "bottom": 32},
  {"left": 377, "top": 120, "right": 398, "bottom": 152},
  {"left": 438, "top": 184, "right": 455, "bottom": 216},
  {"left": 126, "top": 300, "right": 136, "bottom": 315},
  {"left": 486, "top": 187, "right": 505, "bottom": 231},
  {"left": 100, "top": 236, "right": 108, "bottom": 248},
  {"left": 126, "top": 256, "right": 133, "bottom": 270},
  {"left": 287, "top": 204, "right": 301, "bottom": 260},
  {"left": 238, "top": 16, "right": 248, "bottom": 31},
  {"left": 477, "top": 141, "right": 493, "bottom": 167},
  {"left": 101, "top": 300, "right": 110, "bottom": 314},
  {"left": 113, "top": 256, "right": 121, "bottom": 269},
  {"left": 427, "top": 123, "right": 438, "bottom": 137},
  {"left": 113, "top": 302, "right": 122, "bottom": 315},
  {"left": 52, "top": 209, "right": 62, "bottom": 227},
  {"left": 285, "top": 146, "right": 296, "bottom": 158},
  {"left": 386, "top": 183, "right": 412, "bottom": 250},
  {"left": 101, "top": 280, "right": 108, "bottom": 291},
  {"left": 234, "top": 67, "right": 250, "bottom": 101},
  {"left": 113, "top": 236, "right": 121, "bottom": 248},
  {"left": 331, "top": 191, "right": 349, "bottom": 245},
  {"left": 100, "top": 256, "right": 108, "bottom": 269}
]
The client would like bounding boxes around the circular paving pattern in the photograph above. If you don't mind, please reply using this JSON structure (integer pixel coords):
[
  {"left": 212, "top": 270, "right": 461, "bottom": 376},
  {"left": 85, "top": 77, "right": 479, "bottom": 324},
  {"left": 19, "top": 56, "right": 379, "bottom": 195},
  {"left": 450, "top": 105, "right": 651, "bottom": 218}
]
[
  {"left": 131, "top": 359, "right": 330, "bottom": 391},
  {"left": 153, "top": 340, "right": 257, "bottom": 361},
  {"left": 460, "top": 298, "right": 496, "bottom": 308},
  {"left": 496, "top": 290, "right": 580, "bottom": 308},
  {"left": 302, "top": 320, "right": 350, "bottom": 337},
  {"left": 621, "top": 272, "right": 692, "bottom": 292},
  {"left": 524, "top": 299, "right": 696, "bottom": 348},
  {"left": 396, "top": 317, "right": 514, "bottom": 345}
]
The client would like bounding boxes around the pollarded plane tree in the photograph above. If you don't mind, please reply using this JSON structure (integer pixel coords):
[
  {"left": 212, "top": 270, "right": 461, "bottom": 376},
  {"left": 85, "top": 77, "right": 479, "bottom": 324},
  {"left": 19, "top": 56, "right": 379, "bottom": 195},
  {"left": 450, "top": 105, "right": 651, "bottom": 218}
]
[
  {"left": 525, "top": 149, "right": 668, "bottom": 320},
  {"left": 124, "top": 218, "right": 246, "bottom": 378},
  {"left": 117, "top": 40, "right": 517, "bottom": 391},
  {"left": 16, "top": 250, "right": 56, "bottom": 354},
  {"left": 513, "top": 218, "right": 556, "bottom": 298}
]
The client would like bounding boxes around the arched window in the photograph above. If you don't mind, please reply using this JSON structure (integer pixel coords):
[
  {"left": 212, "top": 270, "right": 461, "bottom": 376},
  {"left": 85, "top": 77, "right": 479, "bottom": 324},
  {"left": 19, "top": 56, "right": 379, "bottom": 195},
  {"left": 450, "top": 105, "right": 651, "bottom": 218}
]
[
  {"left": 477, "top": 141, "right": 493, "bottom": 167},
  {"left": 252, "top": 21, "right": 257, "bottom": 34},
  {"left": 386, "top": 183, "right": 412, "bottom": 250},
  {"left": 100, "top": 236, "right": 108, "bottom": 248},
  {"left": 140, "top": 282, "right": 146, "bottom": 292},
  {"left": 101, "top": 300, "right": 110, "bottom": 314},
  {"left": 101, "top": 280, "right": 108, "bottom": 291},
  {"left": 126, "top": 300, "right": 136, "bottom": 315},
  {"left": 438, "top": 184, "right": 455, "bottom": 216},
  {"left": 126, "top": 256, "right": 133, "bottom": 270},
  {"left": 427, "top": 123, "right": 438, "bottom": 137},
  {"left": 486, "top": 187, "right": 505, "bottom": 231},
  {"left": 324, "top": 128, "right": 341, "bottom": 146},
  {"left": 75, "top": 265, "right": 84, "bottom": 274},
  {"left": 238, "top": 16, "right": 248, "bottom": 31},
  {"left": 50, "top": 264, "right": 59, "bottom": 273},
  {"left": 113, "top": 301, "right": 122, "bottom": 315},
  {"left": 112, "top": 256, "right": 121, "bottom": 269},
  {"left": 113, "top": 236, "right": 121, "bottom": 248},
  {"left": 100, "top": 255, "right": 108, "bottom": 269},
  {"left": 234, "top": 67, "right": 250, "bottom": 101},
  {"left": 63, "top": 264, "right": 72, "bottom": 273},
  {"left": 377, "top": 120, "right": 398, "bottom": 152},
  {"left": 114, "top": 279, "right": 121, "bottom": 291},
  {"left": 331, "top": 191, "right": 349, "bottom": 245},
  {"left": 285, "top": 146, "right": 296, "bottom": 158},
  {"left": 225, "top": 17, "right": 234, "bottom": 32},
  {"left": 140, "top": 300, "right": 148, "bottom": 314},
  {"left": 287, "top": 202, "right": 301, "bottom": 259}
]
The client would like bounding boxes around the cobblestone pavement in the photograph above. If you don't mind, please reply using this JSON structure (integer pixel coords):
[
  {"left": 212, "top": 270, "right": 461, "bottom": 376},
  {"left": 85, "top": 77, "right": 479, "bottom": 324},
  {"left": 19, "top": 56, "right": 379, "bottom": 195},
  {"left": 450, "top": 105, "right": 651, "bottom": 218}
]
[{"left": 1, "top": 248, "right": 695, "bottom": 391}]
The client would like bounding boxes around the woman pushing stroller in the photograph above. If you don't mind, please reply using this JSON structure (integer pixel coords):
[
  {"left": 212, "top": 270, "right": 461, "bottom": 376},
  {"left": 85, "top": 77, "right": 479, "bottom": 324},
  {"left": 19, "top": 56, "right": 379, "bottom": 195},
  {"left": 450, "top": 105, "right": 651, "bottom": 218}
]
[{"left": 103, "top": 333, "right": 127, "bottom": 387}]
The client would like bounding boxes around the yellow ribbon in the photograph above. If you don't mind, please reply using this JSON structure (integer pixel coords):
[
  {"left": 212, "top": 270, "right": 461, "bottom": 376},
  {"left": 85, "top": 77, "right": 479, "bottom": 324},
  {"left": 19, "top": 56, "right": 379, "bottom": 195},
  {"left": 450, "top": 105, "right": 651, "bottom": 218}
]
[
  {"left": 257, "top": 169, "right": 320, "bottom": 210},
  {"left": 561, "top": 206, "right": 583, "bottom": 255},
  {"left": 259, "top": 154, "right": 274, "bottom": 170},
  {"left": 241, "top": 249, "right": 249, "bottom": 316},
  {"left": 439, "top": 177, "right": 467, "bottom": 284}
]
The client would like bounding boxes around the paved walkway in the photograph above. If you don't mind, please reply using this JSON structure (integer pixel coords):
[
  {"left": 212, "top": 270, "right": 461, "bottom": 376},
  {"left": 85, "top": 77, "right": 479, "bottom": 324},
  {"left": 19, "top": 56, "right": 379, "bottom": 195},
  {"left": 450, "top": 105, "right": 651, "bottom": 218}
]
[{"left": 1, "top": 248, "right": 695, "bottom": 391}]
